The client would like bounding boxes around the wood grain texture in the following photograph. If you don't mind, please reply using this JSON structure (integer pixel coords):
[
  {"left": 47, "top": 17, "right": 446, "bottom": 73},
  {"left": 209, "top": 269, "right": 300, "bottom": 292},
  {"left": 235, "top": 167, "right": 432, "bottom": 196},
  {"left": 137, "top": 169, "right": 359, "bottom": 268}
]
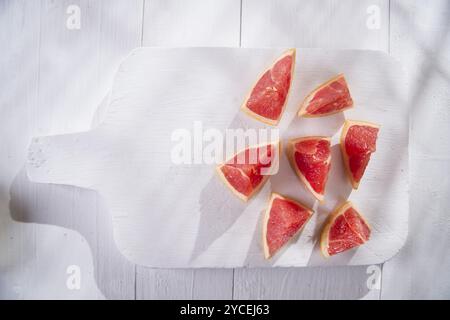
[
  {"left": 0, "top": 0, "right": 103, "bottom": 299},
  {"left": 3, "top": 0, "right": 450, "bottom": 300},
  {"left": 36, "top": 0, "right": 143, "bottom": 300},
  {"left": 233, "top": 0, "right": 392, "bottom": 300},
  {"left": 234, "top": 266, "right": 380, "bottom": 299},
  {"left": 241, "top": 0, "right": 389, "bottom": 50},
  {"left": 26, "top": 47, "right": 408, "bottom": 269},
  {"left": 1, "top": 0, "right": 144, "bottom": 299},
  {"left": 381, "top": 0, "right": 450, "bottom": 299},
  {"left": 34, "top": 0, "right": 131, "bottom": 299},
  {"left": 137, "top": 0, "right": 241, "bottom": 299},
  {"left": 136, "top": 268, "right": 233, "bottom": 299},
  {"left": 142, "top": 0, "right": 241, "bottom": 46},
  {"left": 76, "top": 1, "right": 143, "bottom": 299}
]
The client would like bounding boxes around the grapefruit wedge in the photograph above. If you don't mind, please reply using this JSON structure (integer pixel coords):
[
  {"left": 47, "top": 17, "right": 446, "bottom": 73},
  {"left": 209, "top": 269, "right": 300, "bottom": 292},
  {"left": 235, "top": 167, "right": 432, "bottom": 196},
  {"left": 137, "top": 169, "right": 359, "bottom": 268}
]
[
  {"left": 340, "top": 120, "right": 380, "bottom": 189},
  {"left": 216, "top": 142, "right": 280, "bottom": 202},
  {"left": 263, "top": 193, "right": 313, "bottom": 259},
  {"left": 241, "top": 49, "right": 296, "bottom": 126},
  {"left": 298, "top": 74, "right": 353, "bottom": 117},
  {"left": 287, "top": 136, "right": 331, "bottom": 201},
  {"left": 320, "top": 201, "right": 371, "bottom": 257}
]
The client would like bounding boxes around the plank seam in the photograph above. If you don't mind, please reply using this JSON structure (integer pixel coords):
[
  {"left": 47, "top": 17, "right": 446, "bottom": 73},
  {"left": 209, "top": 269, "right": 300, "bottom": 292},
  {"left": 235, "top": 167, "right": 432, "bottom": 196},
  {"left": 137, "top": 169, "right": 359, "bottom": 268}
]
[
  {"left": 140, "top": 0, "right": 146, "bottom": 46},
  {"left": 239, "top": 0, "right": 243, "bottom": 47},
  {"left": 231, "top": 269, "right": 235, "bottom": 299},
  {"left": 135, "top": 0, "right": 146, "bottom": 300},
  {"left": 379, "top": 263, "right": 384, "bottom": 300},
  {"left": 36, "top": 0, "right": 43, "bottom": 113},
  {"left": 233, "top": 0, "right": 243, "bottom": 299},
  {"left": 134, "top": 264, "right": 137, "bottom": 299},
  {"left": 388, "top": 0, "right": 391, "bottom": 54},
  {"left": 381, "top": 0, "right": 391, "bottom": 298}
]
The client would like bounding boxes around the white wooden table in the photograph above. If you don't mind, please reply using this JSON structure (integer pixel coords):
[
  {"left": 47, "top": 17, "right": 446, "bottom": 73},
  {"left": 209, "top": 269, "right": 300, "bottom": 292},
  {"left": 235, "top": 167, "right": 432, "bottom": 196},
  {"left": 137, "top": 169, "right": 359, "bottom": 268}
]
[{"left": 1, "top": 0, "right": 449, "bottom": 299}]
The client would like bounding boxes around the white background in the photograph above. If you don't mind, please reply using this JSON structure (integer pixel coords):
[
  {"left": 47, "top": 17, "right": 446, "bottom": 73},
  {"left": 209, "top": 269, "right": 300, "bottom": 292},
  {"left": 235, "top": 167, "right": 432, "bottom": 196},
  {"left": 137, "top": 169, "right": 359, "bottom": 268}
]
[{"left": 0, "top": 0, "right": 449, "bottom": 299}]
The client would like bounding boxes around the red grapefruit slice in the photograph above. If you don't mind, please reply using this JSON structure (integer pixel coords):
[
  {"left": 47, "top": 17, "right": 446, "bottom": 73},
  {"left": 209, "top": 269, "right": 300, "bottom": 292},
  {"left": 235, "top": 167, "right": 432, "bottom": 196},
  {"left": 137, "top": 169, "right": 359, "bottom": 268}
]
[
  {"left": 263, "top": 193, "right": 313, "bottom": 259},
  {"left": 287, "top": 136, "right": 331, "bottom": 202},
  {"left": 241, "top": 49, "right": 296, "bottom": 126},
  {"left": 320, "top": 201, "right": 371, "bottom": 257},
  {"left": 298, "top": 74, "right": 353, "bottom": 117},
  {"left": 340, "top": 120, "right": 380, "bottom": 189},
  {"left": 216, "top": 142, "right": 280, "bottom": 202}
]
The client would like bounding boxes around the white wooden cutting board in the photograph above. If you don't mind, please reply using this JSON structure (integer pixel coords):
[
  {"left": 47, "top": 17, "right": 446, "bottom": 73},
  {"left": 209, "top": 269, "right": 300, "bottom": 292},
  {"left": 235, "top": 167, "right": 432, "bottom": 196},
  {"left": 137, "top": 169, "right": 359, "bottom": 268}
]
[{"left": 26, "top": 47, "right": 408, "bottom": 268}]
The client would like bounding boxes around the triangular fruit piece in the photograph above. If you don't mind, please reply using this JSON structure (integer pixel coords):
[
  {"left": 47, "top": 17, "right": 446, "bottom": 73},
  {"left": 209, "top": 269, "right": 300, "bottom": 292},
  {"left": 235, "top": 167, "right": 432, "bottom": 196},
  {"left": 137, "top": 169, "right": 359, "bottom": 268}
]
[
  {"left": 263, "top": 193, "right": 313, "bottom": 259},
  {"left": 340, "top": 120, "right": 380, "bottom": 189},
  {"left": 216, "top": 142, "right": 279, "bottom": 202},
  {"left": 320, "top": 201, "right": 371, "bottom": 257},
  {"left": 288, "top": 136, "right": 331, "bottom": 201},
  {"left": 241, "top": 49, "right": 296, "bottom": 126},
  {"left": 298, "top": 74, "right": 353, "bottom": 117}
]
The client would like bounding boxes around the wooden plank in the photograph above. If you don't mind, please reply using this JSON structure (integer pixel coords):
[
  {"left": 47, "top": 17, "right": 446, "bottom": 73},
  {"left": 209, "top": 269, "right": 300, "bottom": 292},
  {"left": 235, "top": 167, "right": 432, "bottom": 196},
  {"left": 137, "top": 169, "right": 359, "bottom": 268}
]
[
  {"left": 10, "top": 0, "right": 450, "bottom": 300},
  {"left": 8, "top": 171, "right": 105, "bottom": 299},
  {"left": 0, "top": 0, "right": 103, "bottom": 298},
  {"left": 234, "top": 0, "right": 391, "bottom": 299},
  {"left": 136, "top": 0, "right": 241, "bottom": 299},
  {"left": 381, "top": 0, "right": 450, "bottom": 299},
  {"left": 143, "top": 0, "right": 241, "bottom": 46},
  {"left": 34, "top": 0, "right": 136, "bottom": 299},
  {"left": 234, "top": 266, "right": 382, "bottom": 299},
  {"left": 241, "top": 0, "right": 389, "bottom": 51},
  {"left": 1, "top": 0, "right": 143, "bottom": 299},
  {"left": 0, "top": 0, "right": 52, "bottom": 299},
  {"left": 93, "top": 0, "right": 144, "bottom": 300},
  {"left": 136, "top": 268, "right": 233, "bottom": 299}
]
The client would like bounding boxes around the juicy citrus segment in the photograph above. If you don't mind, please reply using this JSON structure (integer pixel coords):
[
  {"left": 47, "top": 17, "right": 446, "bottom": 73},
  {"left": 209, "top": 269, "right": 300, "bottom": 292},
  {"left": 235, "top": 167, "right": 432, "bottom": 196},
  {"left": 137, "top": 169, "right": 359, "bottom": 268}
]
[
  {"left": 242, "top": 49, "right": 296, "bottom": 125},
  {"left": 298, "top": 74, "right": 353, "bottom": 117},
  {"left": 219, "top": 165, "right": 253, "bottom": 197},
  {"left": 288, "top": 137, "right": 331, "bottom": 201},
  {"left": 217, "top": 143, "right": 279, "bottom": 201},
  {"left": 263, "top": 193, "right": 313, "bottom": 259},
  {"left": 340, "top": 120, "right": 380, "bottom": 189},
  {"left": 320, "top": 201, "right": 371, "bottom": 257}
]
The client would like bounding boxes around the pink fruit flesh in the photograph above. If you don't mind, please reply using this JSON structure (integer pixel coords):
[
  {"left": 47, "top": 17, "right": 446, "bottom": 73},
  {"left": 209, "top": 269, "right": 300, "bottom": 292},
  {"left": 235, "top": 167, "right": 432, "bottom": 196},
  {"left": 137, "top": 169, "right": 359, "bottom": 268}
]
[
  {"left": 266, "top": 197, "right": 311, "bottom": 256},
  {"left": 293, "top": 139, "right": 331, "bottom": 195},
  {"left": 344, "top": 125, "right": 379, "bottom": 183},
  {"left": 327, "top": 207, "right": 370, "bottom": 256},
  {"left": 220, "top": 144, "right": 274, "bottom": 197},
  {"left": 246, "top": 55, "right": 293, "bottom": 121},
  {"left": 305, "top": 76, "right": 352, "bottom": 116}
]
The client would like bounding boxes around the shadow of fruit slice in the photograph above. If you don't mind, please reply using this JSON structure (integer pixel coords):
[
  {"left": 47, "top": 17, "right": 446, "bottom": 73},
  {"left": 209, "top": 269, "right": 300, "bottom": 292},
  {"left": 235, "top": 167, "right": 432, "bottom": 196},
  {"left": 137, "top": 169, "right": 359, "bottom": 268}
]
[
  {"left": 241, "top": 49, "right": 296, "bottom": 126},
  {"left": 320, "top": 201, "right": 371, "bottom": 258},
  {"left": 298, "top": 74, "right": 353, "bottom": 117},
  {"left": 262, "top": 193, "right": 313, "bottom": 259},
  {"left": 287, "top": 136, "right": 331, "bottom": 202},
  {"left": 216, "top": 142, "right": 280, "bottom": 202},
  {"left": 340, "top": 120, "right": 380, "bottom": 189}
]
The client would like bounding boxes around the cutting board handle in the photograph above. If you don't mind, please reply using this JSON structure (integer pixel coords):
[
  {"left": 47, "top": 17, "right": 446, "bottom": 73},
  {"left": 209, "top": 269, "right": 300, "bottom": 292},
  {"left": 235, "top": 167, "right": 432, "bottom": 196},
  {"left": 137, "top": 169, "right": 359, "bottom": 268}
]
[{"left": 27, "top": 131, "right": 100, "bottom": 190}]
